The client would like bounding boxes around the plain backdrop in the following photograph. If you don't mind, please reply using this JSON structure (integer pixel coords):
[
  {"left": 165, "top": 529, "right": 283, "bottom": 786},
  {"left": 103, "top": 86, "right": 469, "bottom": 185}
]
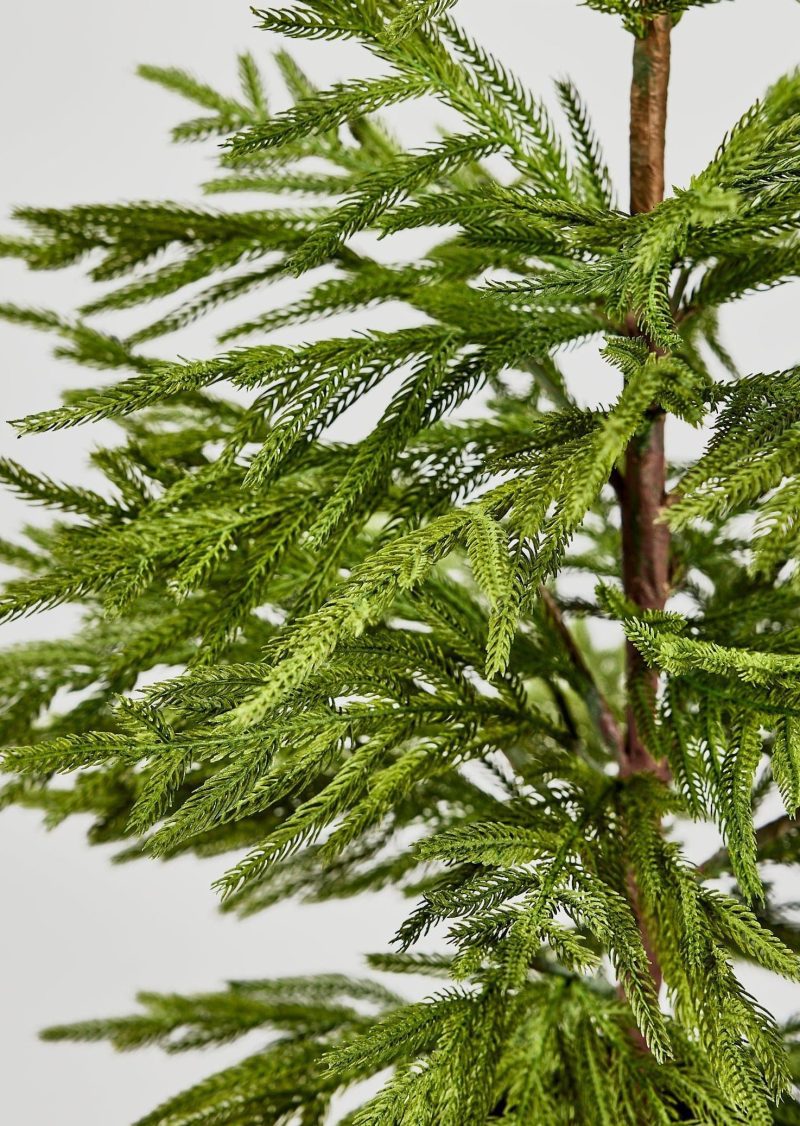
[{"left": 1, "top": 2, "right": 800, "bottom": 1122}]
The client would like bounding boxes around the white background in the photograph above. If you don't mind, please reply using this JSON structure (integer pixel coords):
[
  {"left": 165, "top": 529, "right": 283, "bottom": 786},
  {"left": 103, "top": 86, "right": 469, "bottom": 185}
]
[{"left": 1, "top": 2, "right": 800, "bottom": 1122}]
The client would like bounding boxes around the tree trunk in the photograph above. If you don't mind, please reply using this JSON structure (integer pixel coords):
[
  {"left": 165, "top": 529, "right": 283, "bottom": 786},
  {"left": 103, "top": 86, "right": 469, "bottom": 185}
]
[
  {"left": 619, "top": 13, "right": 672, "bottom": 1001},
  {"left": 629, "top": 16, "right": 671, "bottom": 217}
]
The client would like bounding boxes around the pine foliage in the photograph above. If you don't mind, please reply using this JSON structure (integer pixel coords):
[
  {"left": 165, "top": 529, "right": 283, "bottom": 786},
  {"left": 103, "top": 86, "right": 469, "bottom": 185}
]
[{"left": 3, "top": 1, "right": 800, "bottom": 1122}]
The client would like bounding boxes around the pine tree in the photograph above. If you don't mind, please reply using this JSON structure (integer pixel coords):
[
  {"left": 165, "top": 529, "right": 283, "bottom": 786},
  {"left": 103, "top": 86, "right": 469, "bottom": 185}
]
[{"left": 3, "top": 0, "right": 800, "bottom": 1121}]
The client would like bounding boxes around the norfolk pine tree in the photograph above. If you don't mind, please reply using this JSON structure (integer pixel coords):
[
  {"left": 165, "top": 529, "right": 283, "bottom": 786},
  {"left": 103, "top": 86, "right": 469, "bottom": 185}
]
[{"left": 3, "top": 0, "right": 800, "bottom": 1121}]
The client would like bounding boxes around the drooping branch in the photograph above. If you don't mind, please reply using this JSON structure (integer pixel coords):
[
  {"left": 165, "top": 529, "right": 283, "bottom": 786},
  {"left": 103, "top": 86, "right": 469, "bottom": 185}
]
[
  {"left": 539, "top": 586, "right": 624, "bottom": 756},
  {"left": 700, "top": 814, "right": 798, "bottom": 877}
]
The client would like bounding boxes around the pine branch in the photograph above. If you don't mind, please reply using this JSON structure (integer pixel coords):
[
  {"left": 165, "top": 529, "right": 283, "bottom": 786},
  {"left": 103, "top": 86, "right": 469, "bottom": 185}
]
[
  {"left": 700, "top": 814, "right": 799, "bottom": 878},
  {"left": 539, "top": 586, "right": 623, "bottom": 754},
  {"left": 2, "top": 3, "right": 800, "bottom": 1120}
]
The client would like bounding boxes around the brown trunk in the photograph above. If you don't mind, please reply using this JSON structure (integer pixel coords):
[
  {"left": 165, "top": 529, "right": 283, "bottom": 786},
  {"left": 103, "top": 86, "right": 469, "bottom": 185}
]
[
  {"left": 619, "top": 14, "right": 672, "bottom": 1005},
  {"left": 620, "top": 410, "right": 671, "bottom": 780},
  {"left": 629, "top": 16, "right": 671, "bottom": 216}
]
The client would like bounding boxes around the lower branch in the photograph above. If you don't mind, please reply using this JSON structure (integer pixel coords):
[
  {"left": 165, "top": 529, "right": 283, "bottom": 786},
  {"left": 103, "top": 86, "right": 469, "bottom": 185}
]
[{"left": 539, "top": 586, "right": 624, "bottom": 756}]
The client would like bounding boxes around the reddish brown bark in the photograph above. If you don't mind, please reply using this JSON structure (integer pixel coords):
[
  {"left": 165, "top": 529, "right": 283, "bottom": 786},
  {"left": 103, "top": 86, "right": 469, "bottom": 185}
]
[
  {"left": 620, "top": 407, "right": 671, "bottom": 781},
  {"left": 629, "top": 16, "right": 672, "bottom": 217},
  {"left": 619, "top": 13, "right": 673, "bottom": 1005},
  {"left": 623, "top": 14, "right": 672, "bottom": 783}
]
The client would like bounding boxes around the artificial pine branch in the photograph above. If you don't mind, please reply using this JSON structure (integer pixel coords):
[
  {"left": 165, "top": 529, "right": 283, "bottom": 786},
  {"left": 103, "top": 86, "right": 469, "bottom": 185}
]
[{"left": 2, "top": 0, "right": 800, "bottom": 1122}]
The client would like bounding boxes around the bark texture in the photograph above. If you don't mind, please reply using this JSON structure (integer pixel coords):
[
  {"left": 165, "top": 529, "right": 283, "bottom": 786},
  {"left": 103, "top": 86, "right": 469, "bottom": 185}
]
[
  {"left": 620, "top": 13, "right": 673, "bottom": 1002},
  {"left": 629, "top": 16, "right": 672, "bottom": 216},
  {"left": 622, "top": 15, "right": 672, "bottom": 783}
]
